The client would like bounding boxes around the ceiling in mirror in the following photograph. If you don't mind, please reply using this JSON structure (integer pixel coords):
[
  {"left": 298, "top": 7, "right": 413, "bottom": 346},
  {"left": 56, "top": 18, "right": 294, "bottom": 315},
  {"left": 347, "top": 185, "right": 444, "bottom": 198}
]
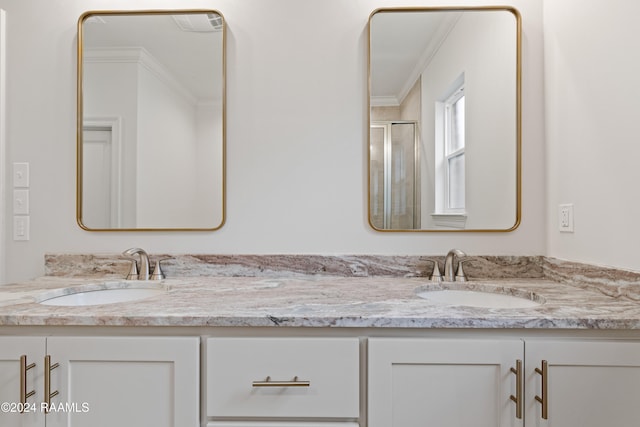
[
  {"left": 77, "top": 10, "right": 225, "bottom": 231},
  {"left": 368, "top": 7, "right": 521, "bottom": 232}
]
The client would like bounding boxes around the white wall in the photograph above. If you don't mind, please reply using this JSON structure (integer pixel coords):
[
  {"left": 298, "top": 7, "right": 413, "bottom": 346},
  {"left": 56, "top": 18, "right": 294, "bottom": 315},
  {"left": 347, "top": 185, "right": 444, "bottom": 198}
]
[
  {"left": 137, "top": 62, "right": 199, "bottom": 227},
  {"left": 195, "top": 102, "right": 224, "bottom": 228},
  {"left": 544, "top": 0, "right": 640, "bottom": 271},
  {"left": 1, "top": 0, "right": 545, "bottom": 283}
]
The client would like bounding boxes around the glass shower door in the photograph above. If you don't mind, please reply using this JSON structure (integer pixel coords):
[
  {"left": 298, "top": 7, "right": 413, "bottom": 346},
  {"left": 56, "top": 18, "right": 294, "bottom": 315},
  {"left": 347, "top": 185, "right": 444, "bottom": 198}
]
[{"left": 370, "top": 121, "right": 420, "bottom": 229}]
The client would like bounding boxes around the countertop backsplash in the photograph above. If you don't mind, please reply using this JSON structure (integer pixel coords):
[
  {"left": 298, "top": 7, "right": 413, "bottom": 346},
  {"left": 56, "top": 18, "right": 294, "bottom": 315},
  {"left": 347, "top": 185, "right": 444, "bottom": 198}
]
[
  {"left": 543, "top": 257, "right": 640, "bottom": 301},
  {"left": 44, "top": 254, "right": 546, "bottom": 280},
  {"left": 43, "top": 253, "right": 640, "bottom": 301}
]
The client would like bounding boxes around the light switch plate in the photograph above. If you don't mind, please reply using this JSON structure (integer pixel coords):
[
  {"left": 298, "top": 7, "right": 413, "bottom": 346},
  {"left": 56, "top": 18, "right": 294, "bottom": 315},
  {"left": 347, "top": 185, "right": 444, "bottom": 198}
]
[
  {"left": 13, "top": 216, "right": 30, "bottom": 241},
  {"left": 13, "top": 189, "right": 29, "bottom": 215},
  {"left": 13, "top": 162, "right": 29, "bottom": 188}
]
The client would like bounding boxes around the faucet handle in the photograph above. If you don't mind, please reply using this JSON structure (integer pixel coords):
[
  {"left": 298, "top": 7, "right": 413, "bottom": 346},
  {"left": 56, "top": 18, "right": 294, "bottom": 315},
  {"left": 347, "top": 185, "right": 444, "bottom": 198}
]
[
  {"left": 125, "top": 260, "right": 139, "bottom": 280},
  {"left": 426, "top": 259, "right": 443, "bottom": 282},
  {"left": 150, "top": 258, "right": 170, "bottom": 280},
  {"left": 455, "top": 259, "right": 469, "bottom": 282}
]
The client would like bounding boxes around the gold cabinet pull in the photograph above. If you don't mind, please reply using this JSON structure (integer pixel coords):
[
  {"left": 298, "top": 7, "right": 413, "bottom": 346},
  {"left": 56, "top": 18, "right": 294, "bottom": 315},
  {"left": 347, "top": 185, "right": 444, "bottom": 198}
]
[
  {"left": 20, "top": 355, "right": 36, "bottom": 412},
  {"left": 252, "top": 376, "right": 310, "bottom": 387},
  {"left": 535, "top": 360, "right": 548, "bottom": 420},
  {"left": 509, "top": 359, "right": 523, "bottom": 419},
  {"left": 44, "top": 355, "right": 59, "bottom": 413}
]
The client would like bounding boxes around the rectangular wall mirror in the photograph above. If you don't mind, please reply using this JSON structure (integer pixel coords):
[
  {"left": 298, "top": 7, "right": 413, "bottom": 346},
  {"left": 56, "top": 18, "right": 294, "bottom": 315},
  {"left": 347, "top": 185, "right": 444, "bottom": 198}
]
[
  {"left": 368, "top": 7, "right": 521, "bottom": 231},
  {"left": 77, "top": 10, "right": 225, "bottom": 231}
]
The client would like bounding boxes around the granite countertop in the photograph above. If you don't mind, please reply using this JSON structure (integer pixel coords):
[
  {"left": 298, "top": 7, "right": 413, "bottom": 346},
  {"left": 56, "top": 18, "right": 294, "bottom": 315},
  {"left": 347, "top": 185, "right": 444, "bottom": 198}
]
[{"left": 1, "top": 275, "right": 639, "bottom": 328}]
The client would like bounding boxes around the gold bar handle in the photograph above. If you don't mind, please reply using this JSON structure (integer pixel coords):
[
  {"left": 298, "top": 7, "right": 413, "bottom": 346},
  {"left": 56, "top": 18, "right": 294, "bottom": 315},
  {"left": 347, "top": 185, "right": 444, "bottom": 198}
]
[
  {"left": 509, "top": 359, "right": 523, "bottom": 419},
  {"left": 252, "top": 376, "right": 310, "bottom": 387},
  {"left": 44, "top": 355, "right": 59, "bottom": 413},
  {"left": 535, "top": 360, "right": 548, "bottom": 420},
  {"left": 20, "top": 355, "right": 36, "bottom": 412}
]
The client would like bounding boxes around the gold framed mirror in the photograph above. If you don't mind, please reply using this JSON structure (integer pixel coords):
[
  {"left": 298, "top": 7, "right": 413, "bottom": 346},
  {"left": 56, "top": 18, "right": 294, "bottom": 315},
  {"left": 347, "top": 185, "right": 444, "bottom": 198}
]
[
  {"left": 77, "top": 10, "right": 225, "bottom": 231},
  {"left": 368, "top": 7, "right": 521, "bottom": 232}
]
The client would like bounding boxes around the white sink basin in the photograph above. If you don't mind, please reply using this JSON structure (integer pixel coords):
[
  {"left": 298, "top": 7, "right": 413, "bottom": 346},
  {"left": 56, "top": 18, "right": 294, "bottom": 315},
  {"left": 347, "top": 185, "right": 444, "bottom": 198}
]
[
  {"left": 416, "top": 286, "right": 542, "bottom": 309},
  {"left": 38, "top": 284, "right": 166, "bottom": 306}
]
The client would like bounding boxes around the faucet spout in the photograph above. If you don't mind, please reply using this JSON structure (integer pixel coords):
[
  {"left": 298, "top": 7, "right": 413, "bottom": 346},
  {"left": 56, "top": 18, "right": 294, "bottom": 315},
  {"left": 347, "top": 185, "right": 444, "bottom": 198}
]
[
  {"left": 122, "top": 247, "right": 150, "bottom": 280},
  {"left": 444, "top": 249, "right": 466, "bottom": 282}
]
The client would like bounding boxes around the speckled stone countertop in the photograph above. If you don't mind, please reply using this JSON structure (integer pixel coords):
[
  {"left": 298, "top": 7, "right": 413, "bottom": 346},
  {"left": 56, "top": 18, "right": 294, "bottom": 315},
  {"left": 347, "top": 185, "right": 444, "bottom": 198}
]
[
  {"left": 1, "top": 254, "right": 639, "bottom": 329},
  {"left": 1, "top": 274, "right": 639, "bottom": 329}
]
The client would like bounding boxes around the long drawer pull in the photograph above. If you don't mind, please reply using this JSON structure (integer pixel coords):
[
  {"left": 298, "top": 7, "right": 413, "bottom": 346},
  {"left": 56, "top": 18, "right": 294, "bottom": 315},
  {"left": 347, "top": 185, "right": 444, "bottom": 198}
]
[
  {"left": 509, "top": 359, "right": 523, "bottom": 419},
  {"left": 252, "top": 376, "right": 310, "bottom": 387},
  {"left": 20, "top": 355, "right": 36, "bottom": 412},
  {"left": 44, "top": 355, "right": 59, "bottom": 413},
  {"left": 535, "top": 360, "right": 548, "bottom": 420}
]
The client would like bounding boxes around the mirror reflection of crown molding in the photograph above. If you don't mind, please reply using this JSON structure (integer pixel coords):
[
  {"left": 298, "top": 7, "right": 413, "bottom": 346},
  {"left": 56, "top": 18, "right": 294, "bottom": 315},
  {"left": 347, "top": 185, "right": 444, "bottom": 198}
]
[{"left": 84, "top": 47, "right": 198, "bottom": 105}]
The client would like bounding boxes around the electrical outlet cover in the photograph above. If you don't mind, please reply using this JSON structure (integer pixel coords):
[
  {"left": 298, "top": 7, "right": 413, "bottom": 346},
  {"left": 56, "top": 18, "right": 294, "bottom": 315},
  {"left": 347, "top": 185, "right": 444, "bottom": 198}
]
[{"left": 559, "top": 204, "right": 574, "bottom": 232}]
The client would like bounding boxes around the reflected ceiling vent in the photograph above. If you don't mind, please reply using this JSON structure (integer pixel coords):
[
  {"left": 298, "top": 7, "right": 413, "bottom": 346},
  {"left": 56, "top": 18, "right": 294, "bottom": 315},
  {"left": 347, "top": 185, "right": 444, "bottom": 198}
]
[{"left": 172, "top": 13, "right": 222, "bottom": 32}]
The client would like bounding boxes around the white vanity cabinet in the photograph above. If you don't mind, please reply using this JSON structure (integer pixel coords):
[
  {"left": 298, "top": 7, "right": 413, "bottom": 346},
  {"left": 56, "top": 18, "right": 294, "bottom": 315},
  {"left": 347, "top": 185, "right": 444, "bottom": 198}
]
[
  {"left": 0, "top": 336, "right": 199, "bottom": 427},
  {"left": 368, "top": 338, "right": 524, "bottom": 427},
  {"left": 5, "top": 328, "right": 640, "bottom": 427},
  {"left": 525, "top": 340, "right": 640, "bottom": 427},
  {"left": 0, "top": 337, "right": 44, "bottom": 427},
  {"left": 206, "top": 337, "right": 360, "bottom": 427},
  {"left": 369, "top": 337, "right": 640, "bottom": 427}
]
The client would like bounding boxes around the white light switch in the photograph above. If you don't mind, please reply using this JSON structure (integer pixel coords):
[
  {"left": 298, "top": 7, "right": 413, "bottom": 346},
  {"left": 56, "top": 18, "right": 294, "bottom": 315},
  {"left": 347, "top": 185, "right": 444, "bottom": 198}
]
[
  {"left": 13, "top": 189, "right": 29, "bottom": 214},
  {"left": 13, "top": 216, "right": 30, "bottom": 241},
  {"left": 13, "top": 162, "right": 29, "bottom": 188}
]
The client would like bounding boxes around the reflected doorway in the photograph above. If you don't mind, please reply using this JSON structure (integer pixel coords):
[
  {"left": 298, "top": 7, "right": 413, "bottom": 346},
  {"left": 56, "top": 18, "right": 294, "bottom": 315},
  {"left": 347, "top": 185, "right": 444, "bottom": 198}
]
[{"left": 82, "top": 119, "right": 122, "bottom": 228}]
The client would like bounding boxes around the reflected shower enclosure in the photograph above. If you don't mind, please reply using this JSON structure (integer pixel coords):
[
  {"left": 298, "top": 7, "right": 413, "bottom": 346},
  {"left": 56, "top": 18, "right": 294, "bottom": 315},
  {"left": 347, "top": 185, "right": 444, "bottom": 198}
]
[{"left": 370, "top": 121, "right": 420, "bottom": 229}]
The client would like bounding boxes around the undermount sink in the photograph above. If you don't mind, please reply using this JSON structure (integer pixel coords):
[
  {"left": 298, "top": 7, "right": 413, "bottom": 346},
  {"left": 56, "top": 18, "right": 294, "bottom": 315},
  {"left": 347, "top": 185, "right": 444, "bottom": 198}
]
[
  {"left": 37, "top": 283, "right": 167, "bottom": 306},
  {"left": 416, "top": 285, "right": 543, "bottom": 309}
]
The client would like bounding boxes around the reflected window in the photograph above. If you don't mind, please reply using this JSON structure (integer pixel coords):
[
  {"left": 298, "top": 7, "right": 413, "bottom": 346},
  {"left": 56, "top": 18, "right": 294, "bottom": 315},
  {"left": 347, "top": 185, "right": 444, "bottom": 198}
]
[
  {"left": 445, "top": 86, "right": 465, "bottom": 210},
  {"left": 436, "top": 80, "right": 465, "bottom": 214}
]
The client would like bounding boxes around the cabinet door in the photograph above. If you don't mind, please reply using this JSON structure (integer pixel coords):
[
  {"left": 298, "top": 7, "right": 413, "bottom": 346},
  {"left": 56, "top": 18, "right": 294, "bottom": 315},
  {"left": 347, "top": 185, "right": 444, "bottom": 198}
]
[
  {"left": 0, "top": 337, "right": 45, "bottom": 427},
  {"left": 526, "top": 340, "right": 640, "bottom": 427},
  {"left": 44, "top": 336, "right": 199, "bottom": 427},
  {"left": 369, "top": 338, "right": 523, "bottom": 427}
]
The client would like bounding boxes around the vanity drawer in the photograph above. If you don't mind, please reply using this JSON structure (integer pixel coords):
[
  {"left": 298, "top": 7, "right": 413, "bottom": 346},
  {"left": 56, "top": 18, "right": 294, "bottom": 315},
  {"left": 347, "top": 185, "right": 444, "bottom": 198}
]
[
  {"left": 206, "top": 338, "right": 360, "bottom": 418},
  {"left": 207, "top": 423, "right": 359, "bottom": 427}
]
